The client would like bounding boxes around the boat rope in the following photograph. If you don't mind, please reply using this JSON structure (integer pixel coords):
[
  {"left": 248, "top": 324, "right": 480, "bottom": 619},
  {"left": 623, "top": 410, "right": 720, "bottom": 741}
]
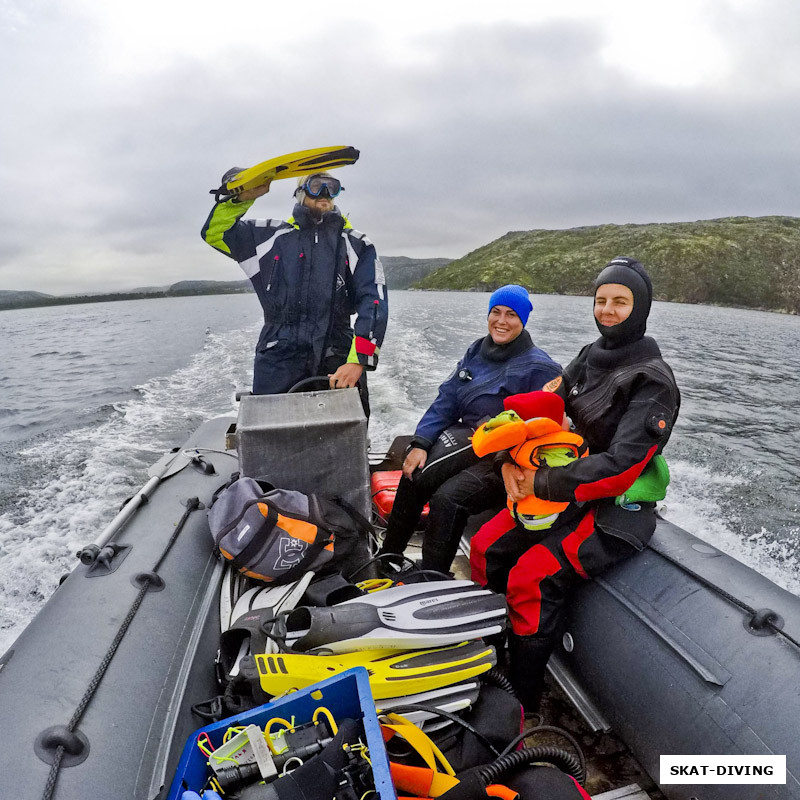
[
  {"left": 40, "top": 496, "right": 202, "bottom": 800},
  {"left": 182, "top": 447, "right": 238, "bottom": 461},
  {"left": 650, "top": 544, "right": 800, "bottom": 651}
]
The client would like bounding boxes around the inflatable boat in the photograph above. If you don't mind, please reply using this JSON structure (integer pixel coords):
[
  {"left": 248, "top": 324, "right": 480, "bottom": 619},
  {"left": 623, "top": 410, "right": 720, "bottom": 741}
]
[{"left": 0, "top": 389, "right": 798, "bottom": 799}]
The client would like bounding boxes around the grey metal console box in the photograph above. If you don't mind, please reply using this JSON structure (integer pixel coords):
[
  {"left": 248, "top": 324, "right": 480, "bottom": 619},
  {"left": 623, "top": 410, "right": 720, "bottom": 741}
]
[{"left": 235, "top": 389, "right": 370, "bottom": 518}]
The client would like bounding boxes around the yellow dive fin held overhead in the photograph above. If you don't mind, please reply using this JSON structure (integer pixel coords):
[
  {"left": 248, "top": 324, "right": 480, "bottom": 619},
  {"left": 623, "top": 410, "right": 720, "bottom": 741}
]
[{"left": 211, "top": 145, "right": 360, "bottom": 202}]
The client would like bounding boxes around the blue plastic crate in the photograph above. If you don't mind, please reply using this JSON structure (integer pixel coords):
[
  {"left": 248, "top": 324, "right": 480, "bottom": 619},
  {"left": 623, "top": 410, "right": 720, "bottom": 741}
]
[{"left": 166, "top": 667, "right": 395, "bottom": 800}]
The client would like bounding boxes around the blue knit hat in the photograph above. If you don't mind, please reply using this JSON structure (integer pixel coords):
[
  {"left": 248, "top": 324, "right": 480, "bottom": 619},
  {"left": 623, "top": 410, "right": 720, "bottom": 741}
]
[{"left": 488, "top": 284, "right": 532, "bottom": 326}]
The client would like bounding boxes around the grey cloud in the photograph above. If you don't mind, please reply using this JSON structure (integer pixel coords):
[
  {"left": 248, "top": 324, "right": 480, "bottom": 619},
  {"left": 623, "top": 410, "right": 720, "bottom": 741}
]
[{"left": 2, "top": 6, "right": 800, "bottom": 292}]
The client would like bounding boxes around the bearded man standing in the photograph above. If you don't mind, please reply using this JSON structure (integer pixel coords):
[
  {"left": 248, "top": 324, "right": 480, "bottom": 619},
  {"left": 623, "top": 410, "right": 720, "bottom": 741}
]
[{"left": 202, "top": 170, "right": 387, "bottom": 416}]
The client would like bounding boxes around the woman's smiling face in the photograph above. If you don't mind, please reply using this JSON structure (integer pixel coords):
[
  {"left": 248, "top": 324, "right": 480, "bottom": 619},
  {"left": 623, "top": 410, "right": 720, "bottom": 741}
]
[
  {"left": 594, "top": 283, "right": 634, "bottom": 328},
  {"left": 488, "top": 305, "right": 523, "bottom": 344}
]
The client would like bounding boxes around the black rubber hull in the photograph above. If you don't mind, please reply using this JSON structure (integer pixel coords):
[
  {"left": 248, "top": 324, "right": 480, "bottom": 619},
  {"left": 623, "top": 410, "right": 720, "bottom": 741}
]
[
  {"left": 0, "top": 416, "right": 234, "bottom": 800},
  {"left": 561, "top": 517, "right": 800, "bottom": 799}
]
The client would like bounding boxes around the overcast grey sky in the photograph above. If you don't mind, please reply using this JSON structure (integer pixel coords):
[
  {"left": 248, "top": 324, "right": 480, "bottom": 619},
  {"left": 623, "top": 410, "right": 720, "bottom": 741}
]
[{"left": 2, "top": 0, "right": 799, "bottom": 294}]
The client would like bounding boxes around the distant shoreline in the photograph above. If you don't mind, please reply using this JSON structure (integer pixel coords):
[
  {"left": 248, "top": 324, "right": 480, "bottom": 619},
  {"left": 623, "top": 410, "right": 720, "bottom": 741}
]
[
  {"left": 0, "top": 285, "right": 254, "bottom": 313},
  {"left": 2, "top": 284, "right": 796, "bottom": 317},
  {"left": 0, "top": 255, "right": 453, "bottom": 312},
  {"left": 7, "top": 217, "right": 800, "bottom": 315}
]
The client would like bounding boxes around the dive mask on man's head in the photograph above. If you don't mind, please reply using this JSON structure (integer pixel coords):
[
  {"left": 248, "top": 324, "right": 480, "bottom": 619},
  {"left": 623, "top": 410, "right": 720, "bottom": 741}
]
[{"left": 300, "top": 173, "right": 343, "bottom": 198}]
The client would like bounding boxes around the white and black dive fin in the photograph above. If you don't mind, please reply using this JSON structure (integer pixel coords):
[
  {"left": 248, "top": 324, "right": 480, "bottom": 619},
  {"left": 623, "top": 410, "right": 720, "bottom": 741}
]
[{"left": 283, "top": 580, "right": 508, "bottom": 654}]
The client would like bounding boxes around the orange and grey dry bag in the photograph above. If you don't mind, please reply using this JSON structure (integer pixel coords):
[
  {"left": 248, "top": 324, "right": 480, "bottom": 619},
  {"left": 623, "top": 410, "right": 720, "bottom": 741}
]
[{"left": 207, "top": 475, "right": 364, "bottom": 584}]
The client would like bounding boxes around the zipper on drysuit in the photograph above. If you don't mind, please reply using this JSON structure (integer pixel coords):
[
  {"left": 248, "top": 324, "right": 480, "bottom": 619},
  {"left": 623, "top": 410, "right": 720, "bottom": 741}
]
[
  {"left": 369, "top": 299, "right": 379, "bottom": 339},
  {"left": 266, "top": 255, "right": 279, "bottom": 291},
  {"left": 569, "top": 360, "right": 670, "bottom": 423},
  {"left": 458, "top": 367, "right": 513, "bottom": 409},
  {"left": 568, "top": 379, "right": 616, "bottom": 427}
]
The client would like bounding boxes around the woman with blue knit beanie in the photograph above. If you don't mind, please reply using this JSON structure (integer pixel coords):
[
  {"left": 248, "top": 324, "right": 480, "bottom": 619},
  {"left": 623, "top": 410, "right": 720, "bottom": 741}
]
[{"left": 379, "top": 285, "right": 561, "bottom": 574}]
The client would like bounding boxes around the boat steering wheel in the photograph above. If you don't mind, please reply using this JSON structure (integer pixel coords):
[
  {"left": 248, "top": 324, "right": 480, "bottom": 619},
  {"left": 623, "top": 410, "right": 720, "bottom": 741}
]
[
  {"left": 287, "top": 376, "right": 366, "bottom": 400},
  {"left": 287, "top": 375, "right": 338, "bottom": 393}
]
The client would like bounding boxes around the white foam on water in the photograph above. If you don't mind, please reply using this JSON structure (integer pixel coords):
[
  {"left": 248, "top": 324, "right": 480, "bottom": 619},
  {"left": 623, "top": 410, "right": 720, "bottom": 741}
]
[
  {"left": 0, "top": 326, "right": 256, "bottom": 653},
  {"left": 663, "top": 459, "right": 800, "bottom": 595},
  {"left": 366, "top": 310, "right": 470, "bottom": 461},
  {"left": 367, "top": 320, "right": 445, "bottom": 457}
]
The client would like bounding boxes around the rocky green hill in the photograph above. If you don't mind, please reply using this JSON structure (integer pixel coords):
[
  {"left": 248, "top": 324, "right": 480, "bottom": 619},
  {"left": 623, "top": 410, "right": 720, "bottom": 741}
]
[{"left": 416, "top": 216, "right": 800, "bottom": 314}]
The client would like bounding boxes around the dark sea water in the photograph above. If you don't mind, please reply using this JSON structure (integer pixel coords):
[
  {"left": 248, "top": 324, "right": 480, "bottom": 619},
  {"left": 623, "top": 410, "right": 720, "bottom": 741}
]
[{"left": 1, "top": 292, "right": 798, "bottom": 651}]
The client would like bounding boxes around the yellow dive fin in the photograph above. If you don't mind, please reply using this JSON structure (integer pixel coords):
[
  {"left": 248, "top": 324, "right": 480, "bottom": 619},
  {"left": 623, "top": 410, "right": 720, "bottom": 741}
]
[
  {"left": 216, "top": 145, "right": 360, "bottom": 200},
  {"left": 251, "top": 639, "right": 496, "bottom": 700}
]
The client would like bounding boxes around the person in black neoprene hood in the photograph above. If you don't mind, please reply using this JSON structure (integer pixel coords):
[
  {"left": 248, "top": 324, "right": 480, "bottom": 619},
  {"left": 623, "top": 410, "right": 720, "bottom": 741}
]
[{"left": 470, "top": 257, "right": 681, "bottom": 712}]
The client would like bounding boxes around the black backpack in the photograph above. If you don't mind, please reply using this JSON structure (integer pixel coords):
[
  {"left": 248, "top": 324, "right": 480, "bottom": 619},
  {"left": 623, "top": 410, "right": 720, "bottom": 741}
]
[{"left": 207, "top": 475, "right": 371, "bottom": 585}]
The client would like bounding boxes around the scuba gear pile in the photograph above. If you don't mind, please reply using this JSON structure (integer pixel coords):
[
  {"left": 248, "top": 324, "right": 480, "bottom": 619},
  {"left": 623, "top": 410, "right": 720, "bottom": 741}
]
[
  {"left": 188, "top": 712, "right": 374, "bottom": 800},
  {"left": 212, "top": 558, "right": 508, "bottom": 741},
  {"left": 200, "top": 536, "right": 589, "bottom": 800},
  {"left": 221, "top": 577, "right": 504, "bottom": 686},
  {"left": 380, "top": 712, "right": 589, "bottom": 800},
  {"left": 173, "top": 667, "right": 395, "bottom": 800}
]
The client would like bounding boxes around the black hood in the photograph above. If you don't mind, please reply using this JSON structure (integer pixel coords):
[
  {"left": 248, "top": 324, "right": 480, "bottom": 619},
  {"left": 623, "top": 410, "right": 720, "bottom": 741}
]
[{"left": 593, "top": 256, "right": 652, "bottom": 348}]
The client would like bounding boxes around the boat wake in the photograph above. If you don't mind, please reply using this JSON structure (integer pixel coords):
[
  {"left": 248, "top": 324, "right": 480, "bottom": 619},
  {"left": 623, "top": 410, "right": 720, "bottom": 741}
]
[
  {"left": 0, "top": 328, "right": 253, "bottom": 653},
  {"left": 663, "top": 459, "right": 800, "bottom": 595}
]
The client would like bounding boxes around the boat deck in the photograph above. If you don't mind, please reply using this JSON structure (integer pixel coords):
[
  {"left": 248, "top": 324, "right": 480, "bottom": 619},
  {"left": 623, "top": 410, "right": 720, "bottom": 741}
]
[{"left": 593, "top": 787, "right": 651, "bottom": 800}]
